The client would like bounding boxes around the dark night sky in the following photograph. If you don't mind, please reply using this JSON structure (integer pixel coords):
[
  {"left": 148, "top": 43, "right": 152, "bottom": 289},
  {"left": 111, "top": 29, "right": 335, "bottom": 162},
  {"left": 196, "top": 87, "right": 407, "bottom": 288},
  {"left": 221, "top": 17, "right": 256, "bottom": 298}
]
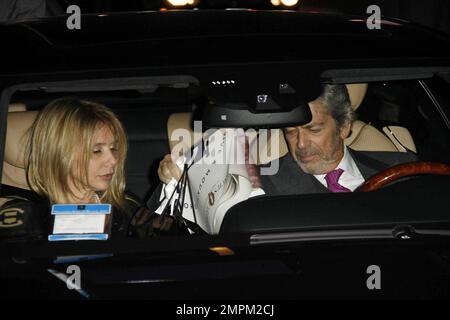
[
  {"left": 309, "top": 0, "right": 450, "bottom": 35},
  {"left": 3, "top": 0, "right": 450, "bottom": 35},
  {"left": 57, "top": 0, "right": 450, "bottom": 34}
]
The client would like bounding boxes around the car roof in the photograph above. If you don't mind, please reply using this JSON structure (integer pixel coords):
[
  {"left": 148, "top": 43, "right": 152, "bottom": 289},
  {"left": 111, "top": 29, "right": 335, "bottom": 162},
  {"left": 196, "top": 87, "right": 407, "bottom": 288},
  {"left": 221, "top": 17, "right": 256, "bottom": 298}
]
[{"left": 1, "top": 10, "right": 450, "bottom": 75}]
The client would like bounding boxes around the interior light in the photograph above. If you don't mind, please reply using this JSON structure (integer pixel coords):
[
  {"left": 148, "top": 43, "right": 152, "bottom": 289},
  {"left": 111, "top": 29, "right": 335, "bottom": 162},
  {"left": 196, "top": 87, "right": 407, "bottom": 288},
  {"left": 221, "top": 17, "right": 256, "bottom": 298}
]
[
  {"left": 167, "top": 0, "right": 195, "bottom": 6},
  {"left": 280, "top": 0, "right": 299, "bottom": 7},
  {"left": 271, "top": 0, "right": 281, "bottom": 5}
]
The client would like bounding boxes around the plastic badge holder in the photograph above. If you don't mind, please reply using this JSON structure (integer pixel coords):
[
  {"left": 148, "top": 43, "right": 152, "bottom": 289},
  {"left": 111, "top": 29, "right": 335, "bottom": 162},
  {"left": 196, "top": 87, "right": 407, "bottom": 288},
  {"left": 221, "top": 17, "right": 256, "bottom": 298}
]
[{"left": 48, "top": 204, "right": 111, "bottom": 241}]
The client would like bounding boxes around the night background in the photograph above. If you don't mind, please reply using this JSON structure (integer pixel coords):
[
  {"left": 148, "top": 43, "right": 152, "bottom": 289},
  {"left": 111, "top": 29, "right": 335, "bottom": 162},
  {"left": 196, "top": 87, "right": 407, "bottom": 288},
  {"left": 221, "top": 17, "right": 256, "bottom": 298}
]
[{"left": 1, "top": 0, "right": 450, "bottom": 35}]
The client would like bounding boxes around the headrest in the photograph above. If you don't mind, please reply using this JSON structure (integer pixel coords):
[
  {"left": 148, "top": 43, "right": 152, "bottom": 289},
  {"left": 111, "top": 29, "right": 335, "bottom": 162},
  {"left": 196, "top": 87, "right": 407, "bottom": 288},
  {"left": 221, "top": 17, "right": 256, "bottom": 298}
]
[
  {"left": 167, "top": 112, "right": 202, "bottom": 156},
  {"left": 345, "top": 83, "right": 368, "bottom": 111},
  {"left": 4, "top": 111, "right": 38, "bottom": 168},
  {"left": 8, "top": 103, "right": 27, "bottom": 112}
]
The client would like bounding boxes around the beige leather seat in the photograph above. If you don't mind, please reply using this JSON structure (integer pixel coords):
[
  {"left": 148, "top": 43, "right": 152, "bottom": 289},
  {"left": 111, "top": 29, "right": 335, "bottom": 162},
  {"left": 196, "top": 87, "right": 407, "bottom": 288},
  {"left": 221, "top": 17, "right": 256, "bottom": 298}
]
[
  {"left": 8, "top": 103, "right": 27, "bottom": 112},
  {"left": 344, "top": 83, "right": 416, "bottom": 153},
  {"left": 382, "top": 125, "right": 416, "bottom": 152},
  {"left": 344, "top": 83, "right": 397, "bottom": 152},
  {"left": 166, "top": 83, "right": 416, "bottom": 164},
  {"left": 0, "top": 108, "right": 37, "bottom": 207},
  {"left": 1, "top": 110, "right": 38, "bottom": 190}
]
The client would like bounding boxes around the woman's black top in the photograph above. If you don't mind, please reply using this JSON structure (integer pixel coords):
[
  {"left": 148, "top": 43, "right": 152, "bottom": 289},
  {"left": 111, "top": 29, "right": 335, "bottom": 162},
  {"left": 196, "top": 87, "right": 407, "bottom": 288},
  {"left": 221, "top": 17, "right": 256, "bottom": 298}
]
[{"left": 0, "top": 185, "right": 179, "bottom": 243}]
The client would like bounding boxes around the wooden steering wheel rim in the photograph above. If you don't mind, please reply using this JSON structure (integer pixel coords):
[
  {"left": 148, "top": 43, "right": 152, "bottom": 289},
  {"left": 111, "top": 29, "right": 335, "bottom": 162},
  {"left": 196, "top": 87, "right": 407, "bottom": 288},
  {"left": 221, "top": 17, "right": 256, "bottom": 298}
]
[{"left": 356, "top": 161, "right": 450, "bottom": 192}]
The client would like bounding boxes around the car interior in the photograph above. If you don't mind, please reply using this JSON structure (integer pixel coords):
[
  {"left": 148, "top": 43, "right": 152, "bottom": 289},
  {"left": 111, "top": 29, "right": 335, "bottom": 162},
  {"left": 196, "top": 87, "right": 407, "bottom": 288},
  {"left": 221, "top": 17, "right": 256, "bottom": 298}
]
[{"left": 1, "top": 77, "right": 450, "bottom": 236}]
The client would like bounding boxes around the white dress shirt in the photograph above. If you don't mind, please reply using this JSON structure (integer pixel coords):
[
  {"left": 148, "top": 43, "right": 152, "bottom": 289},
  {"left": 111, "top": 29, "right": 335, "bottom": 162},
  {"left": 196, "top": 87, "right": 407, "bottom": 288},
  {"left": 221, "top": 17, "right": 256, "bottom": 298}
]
[{"left": 314, "top": 146, "right": 365, "bottom": 191}]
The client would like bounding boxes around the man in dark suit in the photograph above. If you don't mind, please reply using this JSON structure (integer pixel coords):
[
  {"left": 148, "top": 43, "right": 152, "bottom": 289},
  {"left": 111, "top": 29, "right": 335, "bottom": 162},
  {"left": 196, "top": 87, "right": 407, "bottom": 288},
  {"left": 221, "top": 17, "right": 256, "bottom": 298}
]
[
  {"left": 259, "top": 84, "right": 418, "bottom": 195},
  {"left": 157, "top": 84, "right": 418, "bottom": 195},
  {"left": 260, "top": 148, "right": 418, "bottom": 196}
]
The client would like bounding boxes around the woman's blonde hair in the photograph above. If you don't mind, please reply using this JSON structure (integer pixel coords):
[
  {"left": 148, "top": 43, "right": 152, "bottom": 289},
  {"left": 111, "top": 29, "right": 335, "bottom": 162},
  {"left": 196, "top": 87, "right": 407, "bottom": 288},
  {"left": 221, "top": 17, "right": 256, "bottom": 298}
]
[{"left": 26, "top": 98, "right": 129, "bottom": 211}]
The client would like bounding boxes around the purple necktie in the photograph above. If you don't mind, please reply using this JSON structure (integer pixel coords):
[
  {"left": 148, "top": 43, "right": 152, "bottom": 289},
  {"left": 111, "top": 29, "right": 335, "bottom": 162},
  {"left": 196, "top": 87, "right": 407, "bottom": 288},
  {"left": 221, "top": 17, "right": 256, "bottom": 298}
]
[{"left": 324, "top": 168, "right": 351, "bottom": 193}]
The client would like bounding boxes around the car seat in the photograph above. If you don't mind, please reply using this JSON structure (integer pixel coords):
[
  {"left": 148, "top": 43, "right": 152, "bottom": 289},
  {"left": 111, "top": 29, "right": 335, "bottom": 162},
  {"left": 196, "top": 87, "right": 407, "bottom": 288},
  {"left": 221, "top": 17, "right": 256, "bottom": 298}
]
[
  {"left": 1, "top": 110, "right": 37, "bottom": 191},
  {"left": 345, "top": 83, "right": 416, "bottom": 153},
  {"left": 0, "top": 109, "right": 37, "bottom": 207},
  {"left": 8, "top": 103, "right": 27, "bottom": 112}
]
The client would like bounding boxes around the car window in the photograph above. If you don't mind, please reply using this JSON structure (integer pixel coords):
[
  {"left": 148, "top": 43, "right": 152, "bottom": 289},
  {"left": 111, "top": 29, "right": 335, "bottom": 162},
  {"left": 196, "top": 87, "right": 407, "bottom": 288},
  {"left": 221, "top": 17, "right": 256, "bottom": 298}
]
[
  {"left": 358, "top": 80, "right": 450, "bottom": 163},
  {"left": 1, "top": 76, "right": 450, "bottom": 242}
]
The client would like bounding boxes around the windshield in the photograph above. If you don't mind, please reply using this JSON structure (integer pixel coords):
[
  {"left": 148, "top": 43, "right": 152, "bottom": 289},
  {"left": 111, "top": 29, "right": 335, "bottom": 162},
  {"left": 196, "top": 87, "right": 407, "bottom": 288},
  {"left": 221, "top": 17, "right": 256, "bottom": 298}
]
[{"left": 1, "top": 74, "right": 450, "bottom": 244}]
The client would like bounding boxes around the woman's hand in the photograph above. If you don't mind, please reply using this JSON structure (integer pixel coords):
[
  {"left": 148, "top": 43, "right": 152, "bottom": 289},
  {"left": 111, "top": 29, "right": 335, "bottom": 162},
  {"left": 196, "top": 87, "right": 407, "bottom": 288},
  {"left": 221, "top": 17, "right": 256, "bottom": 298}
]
[{"left": 157, "top": 154, "right": 182, "bottom": 184}]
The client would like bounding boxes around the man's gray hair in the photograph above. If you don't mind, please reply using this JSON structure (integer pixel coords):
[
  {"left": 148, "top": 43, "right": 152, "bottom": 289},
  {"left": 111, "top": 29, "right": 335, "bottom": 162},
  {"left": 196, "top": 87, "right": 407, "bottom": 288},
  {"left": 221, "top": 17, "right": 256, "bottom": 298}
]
[{"left": 317, "top": 84, "right": 356, "bottom": 128}]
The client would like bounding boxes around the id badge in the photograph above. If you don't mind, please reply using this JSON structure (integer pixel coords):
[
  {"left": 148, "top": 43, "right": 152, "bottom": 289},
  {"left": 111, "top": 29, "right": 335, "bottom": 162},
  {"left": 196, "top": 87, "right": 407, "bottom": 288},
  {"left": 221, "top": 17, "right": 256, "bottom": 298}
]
[{"left": 48, "top": 204, "right": 111, "bottom": 241}]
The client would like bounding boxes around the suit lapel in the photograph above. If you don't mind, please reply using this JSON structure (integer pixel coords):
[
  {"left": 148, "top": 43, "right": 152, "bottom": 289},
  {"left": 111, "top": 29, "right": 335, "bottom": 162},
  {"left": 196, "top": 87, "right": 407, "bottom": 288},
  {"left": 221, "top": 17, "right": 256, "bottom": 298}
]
[
  {"left": 267, "top": 153, "right": 329, "bottom": 195},
  {"left": 348, "top": 148, "right": 390, "bottom": 179},
  {"left": 300, "top": 172, "right": 329, "bottom": 193}
]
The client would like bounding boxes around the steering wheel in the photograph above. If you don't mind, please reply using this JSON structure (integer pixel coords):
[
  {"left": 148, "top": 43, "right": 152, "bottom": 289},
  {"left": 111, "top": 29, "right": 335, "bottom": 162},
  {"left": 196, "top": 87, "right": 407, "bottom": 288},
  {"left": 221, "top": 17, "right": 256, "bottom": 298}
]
[{"left": 356, "top": 161, "right": 450, "bottom": 192}]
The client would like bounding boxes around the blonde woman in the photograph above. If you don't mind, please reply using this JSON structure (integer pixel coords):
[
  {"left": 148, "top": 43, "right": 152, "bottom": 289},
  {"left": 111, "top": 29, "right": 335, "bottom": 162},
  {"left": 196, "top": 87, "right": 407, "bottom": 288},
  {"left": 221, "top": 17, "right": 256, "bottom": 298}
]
[{"left": 1, "top": 98, "right": 172, "bottom": 242}]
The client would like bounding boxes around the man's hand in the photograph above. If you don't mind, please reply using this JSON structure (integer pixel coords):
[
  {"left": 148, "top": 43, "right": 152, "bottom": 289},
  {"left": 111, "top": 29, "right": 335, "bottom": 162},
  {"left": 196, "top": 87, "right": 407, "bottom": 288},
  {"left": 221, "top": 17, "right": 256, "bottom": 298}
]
[{"left": 157, "top": 154, "right": 182, "bottom": 184}]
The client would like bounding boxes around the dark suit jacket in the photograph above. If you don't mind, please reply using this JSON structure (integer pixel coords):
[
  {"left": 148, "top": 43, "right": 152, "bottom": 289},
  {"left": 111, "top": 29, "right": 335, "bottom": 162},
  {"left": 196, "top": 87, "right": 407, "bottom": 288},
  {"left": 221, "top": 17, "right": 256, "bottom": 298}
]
[{"left": 259, "top": 148, "right": 419, "bottom": 196}]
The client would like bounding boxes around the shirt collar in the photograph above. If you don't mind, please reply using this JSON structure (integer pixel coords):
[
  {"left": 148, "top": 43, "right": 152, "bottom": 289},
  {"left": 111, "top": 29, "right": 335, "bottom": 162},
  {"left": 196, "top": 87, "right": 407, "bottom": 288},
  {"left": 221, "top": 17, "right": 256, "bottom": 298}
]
[{"left": 338, "top": 145, "right": 358, "bottom": 176}]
